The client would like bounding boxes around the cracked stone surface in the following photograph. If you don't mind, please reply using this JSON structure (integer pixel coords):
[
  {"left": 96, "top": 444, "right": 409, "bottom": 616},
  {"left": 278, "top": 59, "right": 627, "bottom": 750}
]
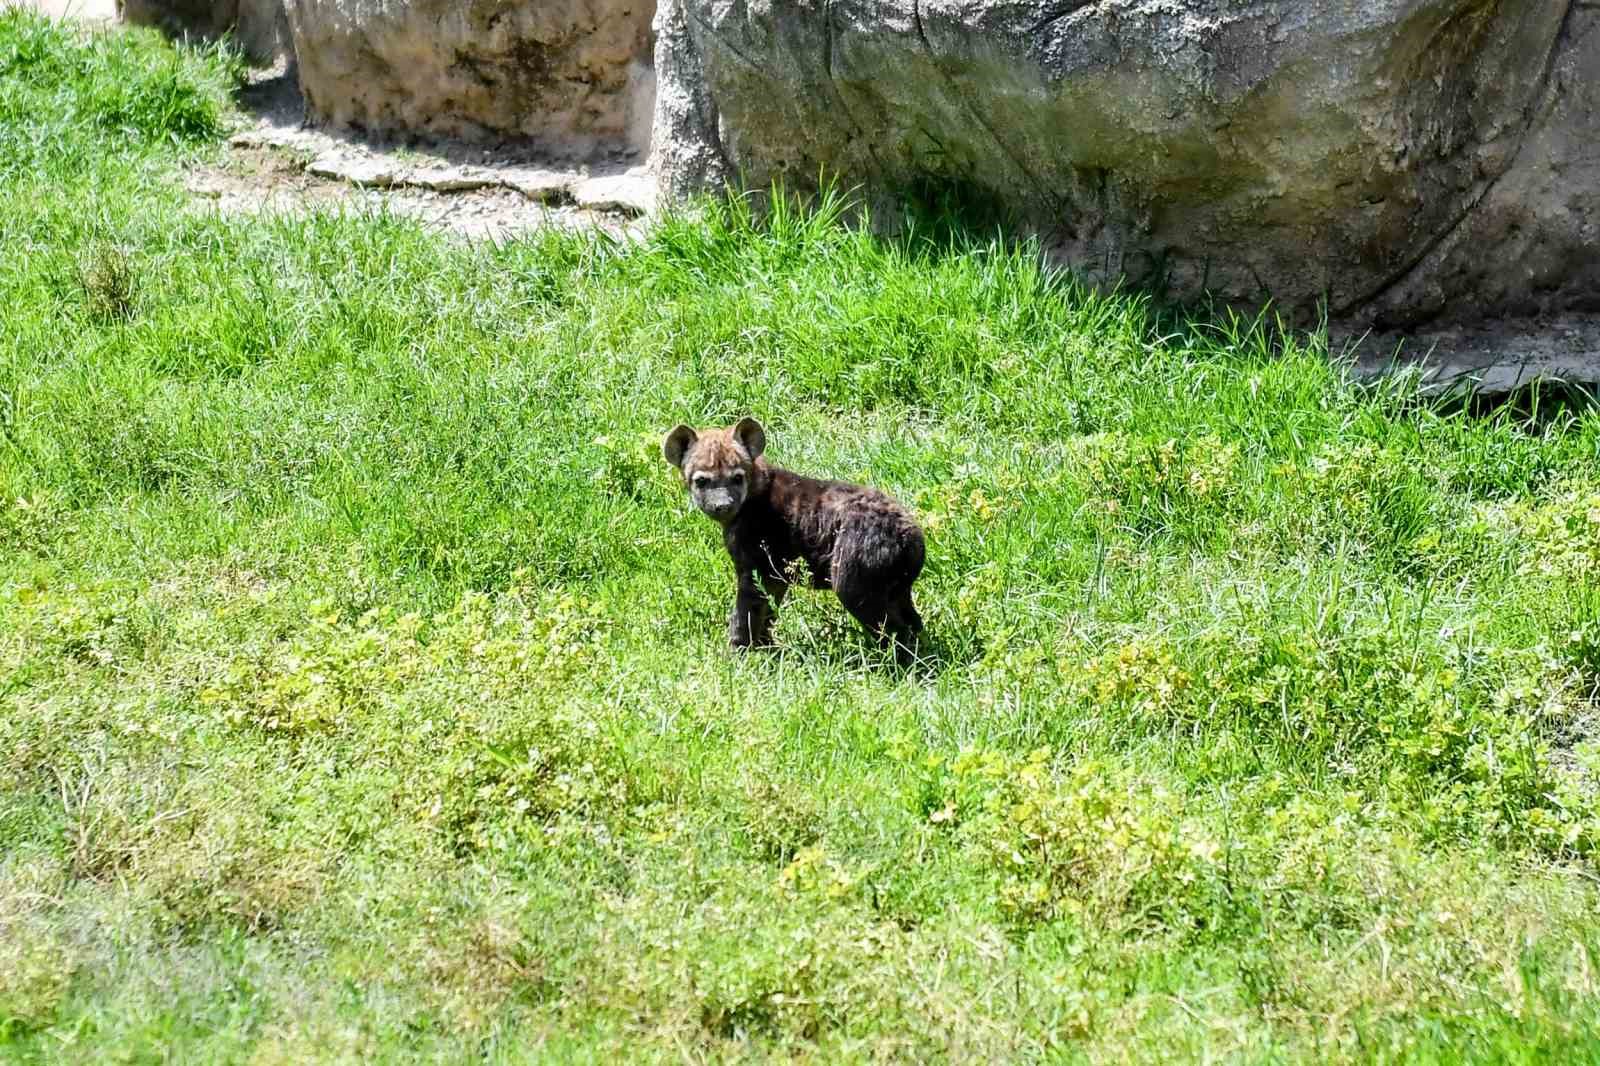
[
  {"left": 404, "top": 166, "right": 500, "bottom": 193},
  {"left": 1342, "top": 313, "right": 1600, "bottom": 398},
  {"left": 499, "top": 167, "right": 575, "bottom": 203},
  {"left": 306, "top": 154, "right": 397, "bottom": 187},
  {"left": 572, "top": 169, "right": 656, "bottom": 215},
  {"left": 658, "top": 0, "right": 1600, "bottom": 332},
  {"left": 185, "top": 143, "right": 648, "bottom": 243}
]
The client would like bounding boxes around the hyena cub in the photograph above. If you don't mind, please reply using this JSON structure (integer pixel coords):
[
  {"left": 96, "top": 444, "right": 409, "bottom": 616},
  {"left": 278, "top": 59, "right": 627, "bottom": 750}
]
[{"left": 663, "top": 417, "right": 925, "bottom": 660}]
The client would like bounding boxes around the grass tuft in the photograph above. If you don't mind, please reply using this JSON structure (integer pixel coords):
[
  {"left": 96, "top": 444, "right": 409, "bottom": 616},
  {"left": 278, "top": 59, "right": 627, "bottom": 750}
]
[{"left": 76, "top": 239, "right": 139, "bottom": 323}]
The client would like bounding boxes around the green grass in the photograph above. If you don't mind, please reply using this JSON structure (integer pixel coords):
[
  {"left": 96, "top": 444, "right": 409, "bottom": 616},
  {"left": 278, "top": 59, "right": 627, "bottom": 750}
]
[{"left": 4, "top": 9, "right": 1600, "bottom": 1061}]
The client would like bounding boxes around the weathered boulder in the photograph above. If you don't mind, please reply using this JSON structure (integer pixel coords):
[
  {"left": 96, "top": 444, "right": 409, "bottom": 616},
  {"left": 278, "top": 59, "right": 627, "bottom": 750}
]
[
  {"left": 280, "top": 0, "right": 656, "bottom": 160},
  {"left": 654, "top": 0, "right": 1599, "bottom": 328},
  {"left": 118, "top": 0, "right": 289, "bottom": 62}
]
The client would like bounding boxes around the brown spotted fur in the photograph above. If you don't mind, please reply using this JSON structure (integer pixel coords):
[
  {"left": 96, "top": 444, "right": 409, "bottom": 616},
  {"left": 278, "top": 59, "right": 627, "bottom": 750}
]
[{"left": 663, "top": 418, "right": 925, "bottom": 660}]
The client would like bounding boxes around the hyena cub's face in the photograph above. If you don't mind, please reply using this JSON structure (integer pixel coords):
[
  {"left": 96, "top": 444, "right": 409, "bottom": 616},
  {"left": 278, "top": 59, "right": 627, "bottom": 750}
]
[{"left": 662, "top": 417, "right": 766, "bottom": 524}]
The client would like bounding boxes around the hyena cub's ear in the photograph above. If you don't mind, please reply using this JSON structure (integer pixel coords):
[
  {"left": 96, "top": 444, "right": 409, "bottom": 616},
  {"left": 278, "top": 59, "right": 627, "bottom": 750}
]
[
  {"left": 663, "top": 425, "right": 698, "bottom": 468},
  {"left": 732, "top": 417, "right": 765, "bottom": 461}
]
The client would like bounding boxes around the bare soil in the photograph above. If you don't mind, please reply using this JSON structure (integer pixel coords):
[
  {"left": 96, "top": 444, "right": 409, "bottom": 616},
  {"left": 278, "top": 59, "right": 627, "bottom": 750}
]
[
  {"left": 181, "top": 63, "right": 654, "bottom": 243},
  {"left": 15, "top": 0, "right": 116, "bottom": 21}
]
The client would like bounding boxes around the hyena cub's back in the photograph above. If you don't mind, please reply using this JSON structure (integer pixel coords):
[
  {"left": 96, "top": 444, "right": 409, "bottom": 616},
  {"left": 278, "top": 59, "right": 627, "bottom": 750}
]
[
  {"left": 664, "top": 417, "right": 925, "bottom": 660},
  {"left": 776, "top": 473, "right": 925, "bottom": 592}
]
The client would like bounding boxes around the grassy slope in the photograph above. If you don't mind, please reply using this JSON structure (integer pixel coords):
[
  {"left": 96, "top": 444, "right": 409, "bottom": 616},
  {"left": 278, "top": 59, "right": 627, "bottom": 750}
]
[{"left": 3, "top": 11, "right": 1600, "bottom": 1062}]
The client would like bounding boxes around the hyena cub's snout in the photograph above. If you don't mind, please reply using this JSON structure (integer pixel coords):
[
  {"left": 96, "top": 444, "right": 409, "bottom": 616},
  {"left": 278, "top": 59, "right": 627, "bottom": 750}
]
[
  {"left": 663, "top": 416, "right": 927, "bottom": 662},
  {"left": 695, "top": 474, "right": 747, "bottom": 522}
]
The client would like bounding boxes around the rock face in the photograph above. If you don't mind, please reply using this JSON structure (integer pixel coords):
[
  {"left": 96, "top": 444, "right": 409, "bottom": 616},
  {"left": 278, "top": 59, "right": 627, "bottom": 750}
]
[
  {"left": 654, "top": 0, "right": 1599, "bottom": 328},
  {"left": 281, "top": 0, "right": 656, "bottom": 160}
]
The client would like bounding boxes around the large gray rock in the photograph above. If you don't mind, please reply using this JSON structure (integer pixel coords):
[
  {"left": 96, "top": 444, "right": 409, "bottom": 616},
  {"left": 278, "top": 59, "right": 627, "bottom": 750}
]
[
  {"left": 280, "top": 0, "right": 656, "bottom": 160},
  {"left": 654, "top": 0, "right": 1599, "bottom": 328}
]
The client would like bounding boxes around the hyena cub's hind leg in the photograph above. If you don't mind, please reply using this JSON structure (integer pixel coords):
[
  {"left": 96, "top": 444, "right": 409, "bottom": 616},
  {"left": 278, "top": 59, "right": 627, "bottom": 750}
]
[
  {"left": 835, "top": 570, "right": 922, "bottom": 664},
  {"left": 888, "top": 590, "right": 922, "bottom": 643},
  {"left": 882, "top": 589, "right": 923, "bottom": 664}
]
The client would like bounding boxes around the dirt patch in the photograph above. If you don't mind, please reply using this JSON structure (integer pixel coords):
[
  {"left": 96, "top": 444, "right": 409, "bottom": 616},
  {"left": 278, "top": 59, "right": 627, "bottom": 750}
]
[
  {"left": 184, "top": 145, "right": 647, "bottom": 242},
  {"left": 182, "top": 63, "right": 657, "bottom": 243},
  {"left": 13, "top": 0, "right": 117, "bottom": 21}
]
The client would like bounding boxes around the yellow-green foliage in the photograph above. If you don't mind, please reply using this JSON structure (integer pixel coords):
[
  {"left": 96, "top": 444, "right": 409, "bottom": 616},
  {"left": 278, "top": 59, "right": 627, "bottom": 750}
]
[
  {"left": 1079, "top": 637, "right": 1192, "bottom": 719},
  {"left": 198, "top": 588, "right": 605, "bottom": 735},
  {"left": 1476, "top": 488, "right": 1600, "bottom": 580},
  {"left": 0, "top": 906, "right": 75, "bottom": 1037},
  {"left": 1081, "top": 432, "right": 1242, "bottom": 537},
  {"left": 960, "top": 750, "right": 1215, "bottom": 930}
]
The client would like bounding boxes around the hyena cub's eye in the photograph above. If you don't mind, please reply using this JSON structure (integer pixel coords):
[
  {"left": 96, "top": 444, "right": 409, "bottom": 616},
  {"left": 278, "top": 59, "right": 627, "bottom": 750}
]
[
  {"left": 692, "top": 474, "right": 712, "bottom": 488},
  {"left": 731, "top": 471, "right": 746, "bottom": 484}
]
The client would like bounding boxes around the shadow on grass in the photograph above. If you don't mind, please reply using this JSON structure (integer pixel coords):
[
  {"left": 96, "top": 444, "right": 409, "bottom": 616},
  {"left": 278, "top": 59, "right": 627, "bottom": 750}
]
[
  {"left": 758, "top": 618, "right": 984, "bottom": 681},
  {"left": 1437, "top": 378, "right": 1600, "bottom": 427},
  {"left": 1348, "top": 359, "right": 1600, "bottom": 431},
  {"left": 750, "top": 172, "right": 1338, "bottom": 370}
]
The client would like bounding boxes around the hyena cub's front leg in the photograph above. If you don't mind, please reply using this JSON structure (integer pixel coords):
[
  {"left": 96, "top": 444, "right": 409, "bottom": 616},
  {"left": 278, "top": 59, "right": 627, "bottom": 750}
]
[
  {"left": 728, "top": 573, "right": 790, "bottom": 649},
  {"left": 729, "top": 574, "right": 785, "bottom": 649}
]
